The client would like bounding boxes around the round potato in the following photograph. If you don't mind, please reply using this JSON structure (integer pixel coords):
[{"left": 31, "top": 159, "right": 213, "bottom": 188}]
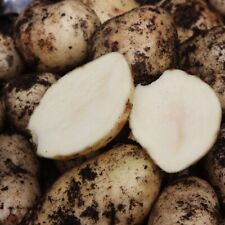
[
  {"left": 180, "top": 26, "right": 225, "bottom": 78},
  {"left": 209, "top": 0, "right": 225, "bottom": 16},
  {"left": 25, "top": 144, "right": 162, "bottom": 225},
  {"left": 148, "top": 176, "right": 220, "bottom": 225},
  {"left": 0, "top": 133, "right": 39, "bottom": 176},
  {"left": 81, "top": 0, "right": 139, "bottom": 23},
  {"left": 204, "top": 123, "right": 225, "bottom": 210},
  {"left": 141, "top": 0, "right": 222, "bottom": 43},
  {"left": 0, "top": 173, "right": 40, "bottom": 225},
  {"left": 0, "top": 33, "right": 24, "bottom": 81},
  {"left": 4, "top": 72, "right": 58, "bottom": 133},
  {"left": 89, "top": 5, "right": 178, "bottom": 85},
  {"left": 14, "top": 0, "right": 100, "bottom": 73}
]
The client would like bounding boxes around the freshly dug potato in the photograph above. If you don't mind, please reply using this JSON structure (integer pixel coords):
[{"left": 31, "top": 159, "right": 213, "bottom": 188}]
[
  {"left": 180, "top": 26, "right": 225, "bottom": 78},
  {"left": 142, "top": 0, "right": 223, "bottom": 43},
  {"left": 0, "top": 14, "right": 24, "bottom": 81},
  {"left": 0, "top": 173, "right": 40, "bottom": 225},
  {"left": 4, "top": 72, "right": 58, "bottom": 133},
  {"left": 202, "top": 74, "right": 225, "bottom": 114},
  {"left": 81, "top": 0, "right": 139, "bottom": 23},
  {"left": 209, "top": 0, "right": 225, "bottom": 16},
  {"left": 89, "top": 5, "right": 178, "bottom": 85},
  {"left": 0, "top": 133, "right": 39, "bottom": 176},
  {"left": 25, "top": 144, "right": 162, "bottom": 225},
  {"left": 148, "top": 176, "right": 220, "bottom": 225},
  {"left": 204, "top": 123, "right": 225, "bottom": 210},
  {"left": 14, "top": 0, "right": 100, "bottom": 73}
]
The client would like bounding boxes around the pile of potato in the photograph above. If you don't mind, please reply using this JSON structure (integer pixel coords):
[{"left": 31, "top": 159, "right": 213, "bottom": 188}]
[{"left": 0, "top": 0, "right": 225, "bottom": 224}]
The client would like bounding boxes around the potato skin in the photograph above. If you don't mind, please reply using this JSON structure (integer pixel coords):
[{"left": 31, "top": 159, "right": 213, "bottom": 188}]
[
  {"left": 0, "top": 134, "right": 39, "bottom": 176},
  {"left": 81, "top": 0, "right": 139, "bottom": 23},
  {"left": 89, "top": 6, "right": 178, "bottom": 85},
  {"left": 209, "top": 0, "right": 225, "bottom": 16},
  {"left": 204, "top": 123, "right": 225, "bottom": 210},
  {"left": 148, "top": 177, "right": 220, "bottom": 225},
  {"left": 26, "top": 144, "right": 162, "bottom": 225},
  {"left": 14, "top": 0, "right": 100, "bottom": 73},
  {"left": 143, "top": 0, "right": 222, "bottom": 43},
  {"left": 0, "top": 173, "right": 40, "bottom": 225},
  {"left": 4, "top": 72, "right": 58, "bottom": 133},
  {"left": 180, "top": 26, "right": 225, "bottom": 78}
]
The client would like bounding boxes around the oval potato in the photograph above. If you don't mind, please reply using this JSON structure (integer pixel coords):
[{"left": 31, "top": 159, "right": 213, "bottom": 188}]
[{"left": 25, "top": 144, "right": 162, "bottom": 225}]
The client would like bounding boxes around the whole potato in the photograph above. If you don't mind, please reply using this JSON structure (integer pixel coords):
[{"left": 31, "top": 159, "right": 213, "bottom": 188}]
[
  {"left": 180, "top": 26, "right": 225, "bottom": 78},
  {"left": 0, "top": 173, "right": 40, "bottom": 225},
  {"left": 0, "top": 33, "right": 24, "bottom": 81},
  {"left": 204, "top": 123, "right": 225, "bottom": 210},
  {"left": 14, "top": 0, "right": 100, "bottom": 73},
  {"left": 140, "top": 0, "right": 222, "bottom": 43},
  {"left": 0, "top": 133, "right": 39, "bottom": 176},
  {"left": 89, "top": 6, "right": 178, "bottom": 85},
  {"left": 4, "top": 72, "right": 58, "bottom": 133},
  {"left": 81, "top": 0, "right": 139, "bottom": 23},
  {"left": 209, "top": 0, "right": 225, "bottom": 16},
  {"left": 25, "top": 144, "right": 162, "bottom": 225},
  {"left": 148, "top": 176, "right": 220, "bottom": 225}
]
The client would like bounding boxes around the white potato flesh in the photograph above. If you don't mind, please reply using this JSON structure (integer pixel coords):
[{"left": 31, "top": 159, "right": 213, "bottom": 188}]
[
  {"left": 29, "top": 53, "right": 134, "bottom": 159},
  {"left": 130, "top": 69, "right": 222, "bottom": 173}
]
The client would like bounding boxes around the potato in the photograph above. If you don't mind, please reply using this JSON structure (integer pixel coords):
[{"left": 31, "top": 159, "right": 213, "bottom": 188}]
[
  {"left": 201, "top": 74, "right": 225, "bottom": 114},
  {"left": 209, "top": 0, "right": 225, "bottom": 16},
  {"left": 180, "top": 26, "right": 225, "bottom": 78},
  {"left": 141, "top": 0, "right": 223, "bottom": 43},
  {"left": 89, "top": 5, "right": 178, "bottom": 85},
  {"left": 204, "top": 123, "right": 225, "bottom": 210},
  {"left": 148, "top": 176, "right": 220, "bottom": 225},
  {"left": 0, "top": 173, "right": 40, "bottom": 225},
  {"left": 14, "top": 0, "right": 100, "bottom": 73},
  {"left": 25, "top": 144, "right": 162, "bottom": 225},
  {"left": 0, "top": 17, "right": 24, "bottom": 80},
  {"left": 4, "top": 72, "right": 58, "bottom": 133},
  {"left": 81, "top": 0, "right": 139, "bottom": 23},
  {"left": 0, "top": 133, "right": 39, "bottom": 176}
]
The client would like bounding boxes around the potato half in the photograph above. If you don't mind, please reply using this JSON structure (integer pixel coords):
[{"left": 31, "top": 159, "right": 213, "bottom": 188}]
[{"left": 24, "top": 144, "right": 162, "bottom": 225}]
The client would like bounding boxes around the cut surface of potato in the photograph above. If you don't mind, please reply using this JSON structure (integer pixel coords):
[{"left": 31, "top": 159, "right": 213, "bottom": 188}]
[
  {"left": 29, "top": 53, "right": 134, "bottom": 159},
  {"left": 130, "top": 69, "right": 222, "bottom": 173}
]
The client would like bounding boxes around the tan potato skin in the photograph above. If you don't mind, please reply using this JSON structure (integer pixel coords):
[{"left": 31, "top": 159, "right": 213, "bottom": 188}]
[
  {"left": 180, "top": 26, "right": 225, "bottom": 78},
  {"left": 4, "top": 72, "right": 58, "bottom": 133},
  {"left": 14, "top": 0, "right": 100, "bottom": 73},
  {"left": 25, "top": 144, "right": 162, "bottom": 225},
  {"left": 205, "top": 124, "right": 225, "bottom": 210},
  {"left": 148, "top": 0, "right": 223, "bottom": 43},
  {"left": 0, "top": 134, "right": 39, "bottom": 176},
  {"left": 209, "top": 0, "right": 225, "bottom": 16},
  {"left": 0, "top": 173, "right": 40, "bottom": 225},
  {"left": 89, "top": 5, "right": 178, "bottom": 85},
  {"left": 81, "top": 0, "right": 139, "bottom": 23},
  {"left": 0, "top": 33, "right": 24, "bottom": 80},
  {"left": 148, "top": 177, "right": 220, "bottom": 225}
]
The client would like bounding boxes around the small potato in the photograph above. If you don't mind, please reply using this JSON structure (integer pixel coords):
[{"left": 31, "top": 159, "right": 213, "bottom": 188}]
[
  {"left": 139, "top": 0, "right": 223, "bottom": 43},
  {"left": 14, "top": 0, "right": 100, "bottom": 73},
  {"left": 25, "top": 144, "right": 162, "bottom": 225},
  {"left": 0, "top": 173, "right": 40, "bottom": 225},
  {"left": 209, "top": 0, "right": 225, "bottom": 16},
  {"left": 4, "top": 72, "right": 58, "bottom": 133},
  {"left": 0, "top": 133, "right": 39, "bottom": 176},
  {"left": 148, "top": 176, "right": 220, "bottom": 225},
  {"left": 180, "top": 26, "right": 225, "bottom": 78},
  {"left": 81, "top": 0, "right": 139, "bottom": 23},
  {"left": 202, "top": 74, "right": 225, "bottom": 114},
  {"left": 204, "top": 123, "right": 225, "bottom": 210},
  {"left": 89, "top": 6, "right": 178, "bottom": 85}
]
